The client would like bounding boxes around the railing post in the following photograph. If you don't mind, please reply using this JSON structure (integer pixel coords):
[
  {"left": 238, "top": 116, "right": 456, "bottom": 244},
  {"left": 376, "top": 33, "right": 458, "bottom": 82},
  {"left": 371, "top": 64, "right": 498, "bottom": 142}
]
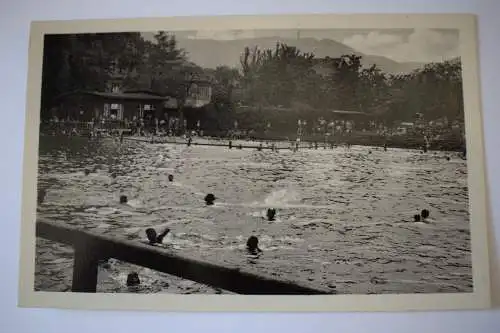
[{"left": 71, "top": 241, "right": 99, "bottom": 293}]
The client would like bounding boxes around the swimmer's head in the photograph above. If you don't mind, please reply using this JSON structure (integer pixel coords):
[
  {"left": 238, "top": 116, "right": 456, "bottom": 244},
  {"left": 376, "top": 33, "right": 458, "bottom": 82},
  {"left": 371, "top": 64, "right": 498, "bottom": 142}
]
[
  {"left": 145, "top": 228, "right": 157, "bottom": 244},
  {"left": 204, "top": 193, "right": 216, "bottom": 206},
  {"left": 126, "top": 272, "right": 140, "bottom": 287},
  {"left": 119, "top": 195, "right": 128, "bottom": 204},
  {"left": 421, "top": 209, "right": 430, "bottom": 219},
  {"left": 168, "top": 174, "right": 174, "bottom": 182},
  {"left": 414, "top": 214, "right": 421, "bottom": 222},
  {"left": 246, "top": 236, "right": 259, "bottom": 252},
  {"left": 266, "top": 208, "right": 276, "bottom": 221}
]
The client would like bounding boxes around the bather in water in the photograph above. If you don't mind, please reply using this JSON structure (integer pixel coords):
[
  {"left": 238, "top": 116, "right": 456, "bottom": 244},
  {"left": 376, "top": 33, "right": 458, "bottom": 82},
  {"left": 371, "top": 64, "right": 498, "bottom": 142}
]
[
  {"left": 421, "top": 209, "right": 430, "bottom": 221},
  {"left": 145, "top": 227, "right": 171, "bottom": 245},
  {"left": 204, "top": 193, "right": 216, "bottom": 206},
  {"left": 266, "top": 208, "right": 277, "bottom": 221},
  {"left": 246, "top": 236, "right": 263, "bottom": 256},
  {"left": 126, "top": 272, "right": 140, "bottom": 286}
]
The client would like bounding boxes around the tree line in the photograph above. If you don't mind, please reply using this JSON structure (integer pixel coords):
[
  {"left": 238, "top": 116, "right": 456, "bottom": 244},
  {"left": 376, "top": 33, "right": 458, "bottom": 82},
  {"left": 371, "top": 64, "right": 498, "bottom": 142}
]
[
  {"left": 41, "top": 31, "right": 464, "bottom": 128},
  {"left": 236, "top": 43, "right": 463, "bottom": 126}
]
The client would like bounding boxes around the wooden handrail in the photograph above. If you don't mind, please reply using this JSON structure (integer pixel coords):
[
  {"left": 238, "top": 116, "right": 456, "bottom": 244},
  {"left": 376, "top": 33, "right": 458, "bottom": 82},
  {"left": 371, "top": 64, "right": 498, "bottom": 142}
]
[{"left": 36, "top": 220, "right": 332, "bottom": 295}]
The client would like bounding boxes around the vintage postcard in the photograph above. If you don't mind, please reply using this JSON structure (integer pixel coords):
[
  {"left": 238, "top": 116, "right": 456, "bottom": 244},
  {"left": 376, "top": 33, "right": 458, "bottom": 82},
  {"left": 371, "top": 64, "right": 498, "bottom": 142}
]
[{"left": 18, "top": 13, "right": 492, "bottom": 312}]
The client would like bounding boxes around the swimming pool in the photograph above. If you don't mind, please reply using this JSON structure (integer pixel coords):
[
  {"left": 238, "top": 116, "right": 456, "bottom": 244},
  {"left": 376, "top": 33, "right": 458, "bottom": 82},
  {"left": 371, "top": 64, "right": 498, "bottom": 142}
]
[{"left": 34, "top": 135, "right": 472, "bottom": 294}]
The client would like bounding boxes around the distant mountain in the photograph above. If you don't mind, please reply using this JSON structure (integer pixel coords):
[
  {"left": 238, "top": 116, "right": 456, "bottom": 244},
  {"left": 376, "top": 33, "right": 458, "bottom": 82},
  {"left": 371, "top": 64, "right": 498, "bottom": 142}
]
[{"left": 142, "top": 33, "right": 425, "bottom": 74}]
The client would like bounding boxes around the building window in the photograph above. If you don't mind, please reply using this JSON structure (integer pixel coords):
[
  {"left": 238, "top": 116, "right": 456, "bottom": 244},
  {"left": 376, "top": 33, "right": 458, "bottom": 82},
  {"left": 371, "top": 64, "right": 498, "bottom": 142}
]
[
  {"left": 111, "top": 84, "right": 121, "bottom": 93},
  {"left": 107, "top": 103, "right": 123, "bottom": 120}
]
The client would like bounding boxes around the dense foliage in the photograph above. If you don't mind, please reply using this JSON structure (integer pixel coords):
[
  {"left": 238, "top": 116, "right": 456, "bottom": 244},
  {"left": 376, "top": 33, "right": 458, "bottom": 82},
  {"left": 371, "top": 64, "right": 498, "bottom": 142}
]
[
  {"left": 41, "top": 32, "right": 464, "bottom": 127},
  {"left": 236, "top": 43, "right": 463, "bottom": 126}
]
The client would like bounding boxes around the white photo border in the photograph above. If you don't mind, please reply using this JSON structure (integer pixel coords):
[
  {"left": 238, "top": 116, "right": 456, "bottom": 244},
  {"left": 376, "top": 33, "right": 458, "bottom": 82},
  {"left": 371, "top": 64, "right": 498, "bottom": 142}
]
[{"left": 18, "top": 13, "right": 492, "bottom": 312}]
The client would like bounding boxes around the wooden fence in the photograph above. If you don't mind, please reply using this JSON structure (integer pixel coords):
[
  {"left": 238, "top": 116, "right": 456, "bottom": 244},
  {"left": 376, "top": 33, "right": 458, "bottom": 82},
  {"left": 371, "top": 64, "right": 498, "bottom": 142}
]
[{"left": 36, "top": 220, "right": 331, "bottom": 295}]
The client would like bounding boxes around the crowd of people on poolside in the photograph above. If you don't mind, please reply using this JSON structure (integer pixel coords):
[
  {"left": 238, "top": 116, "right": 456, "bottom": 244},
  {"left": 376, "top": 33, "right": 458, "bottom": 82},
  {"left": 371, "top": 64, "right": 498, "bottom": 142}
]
[
  {"left": 40, "top": 111, "right": 466, "bottom": 159},
  {"left": 41, "top": 114, "right": 195, "bottom": 137},
  {"left": 42, "top": 109, "right": 464, "bottom": 139}
]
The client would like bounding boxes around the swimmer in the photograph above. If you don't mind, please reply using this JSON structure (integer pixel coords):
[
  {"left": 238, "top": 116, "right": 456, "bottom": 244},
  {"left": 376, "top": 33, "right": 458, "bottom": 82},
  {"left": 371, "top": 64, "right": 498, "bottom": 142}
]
[
  {"left": 266, "top": 208, "right": 276, "bottom": 221},
  {"left": 246, "top": 236, "right": 263, "bottom": 255},
  {"left": 168, "top": 174, "right": 174, "bottom": 182},
  {"left": 145, "top": 227, "right": 171, "bottom": 245},
  {"left": 204, "top": 193, "right": 216, "bottom": 206},
  {"left": 119, "top": 195, "right": 128, "bottom": 204},
  {"left": 126, "top": 272, "right": 140, "bottom": 287},
  {"left": 84, "top": 168, "right": 91, "bottom": 176},
  {"left": 414, "top": 214, "right": 421, "bottom": 222},
  {"left": 421, "top": 209, "right": 430, "bottom": 221}
]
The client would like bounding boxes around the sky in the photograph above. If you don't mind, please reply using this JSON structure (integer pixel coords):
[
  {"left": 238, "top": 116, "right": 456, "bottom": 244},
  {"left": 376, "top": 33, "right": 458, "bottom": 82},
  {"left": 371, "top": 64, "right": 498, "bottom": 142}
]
[{"left": 143, "top": 28, "right": 460, "bottom": 63}]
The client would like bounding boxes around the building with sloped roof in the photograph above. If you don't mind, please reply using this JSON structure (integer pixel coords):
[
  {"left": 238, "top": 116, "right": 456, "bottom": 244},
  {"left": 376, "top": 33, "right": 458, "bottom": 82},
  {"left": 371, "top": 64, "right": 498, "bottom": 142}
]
[{"left": 53, "top": 90, "right": 167, "bottom": 122}]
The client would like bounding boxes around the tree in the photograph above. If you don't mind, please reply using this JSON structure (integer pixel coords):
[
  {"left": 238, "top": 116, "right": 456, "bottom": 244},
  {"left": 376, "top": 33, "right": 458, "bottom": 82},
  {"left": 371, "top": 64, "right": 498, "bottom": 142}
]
[
  {"left": 40, "top": 32, "right": 144, "bottom": 119},
  {"left": 326, "top": 54, "right": 363, "bottom": 111},
  {"left": 381, "top": 58, "right": 463, "bottom": 124},
  {"left": 356, "top": 64, "right": 391, "bottom": 117},
  {"left": 209, "top": 66, "right": 241, "bottom": 130},
  {"left": 239, "top": 42, "right": 315, "bottom": 107},
  {"left": 122, "top": 32, "right": 187, "bottom": 92},
  {"left": 414, "top": 58, "right": 463, "bottom": 121},
  {"left": 122, "top": 31, "right": 204, "bottom": 133}
]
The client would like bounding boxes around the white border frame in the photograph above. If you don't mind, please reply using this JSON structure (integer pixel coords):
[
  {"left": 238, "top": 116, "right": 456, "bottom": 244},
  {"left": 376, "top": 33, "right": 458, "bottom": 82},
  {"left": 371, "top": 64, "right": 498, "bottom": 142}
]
[{"left": 18, "top": 13, "right": 492, "bottom": 312}]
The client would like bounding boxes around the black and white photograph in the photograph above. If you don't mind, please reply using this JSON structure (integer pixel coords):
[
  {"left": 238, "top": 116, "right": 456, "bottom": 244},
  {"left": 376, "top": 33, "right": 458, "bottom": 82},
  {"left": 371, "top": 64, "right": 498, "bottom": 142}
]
[{"left": 19, "top": 14, "right": 491, "bottom": 312}]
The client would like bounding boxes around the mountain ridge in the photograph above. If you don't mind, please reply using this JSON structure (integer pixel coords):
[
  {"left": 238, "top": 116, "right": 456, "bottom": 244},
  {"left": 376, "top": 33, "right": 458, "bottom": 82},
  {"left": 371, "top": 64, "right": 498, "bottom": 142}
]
[{"left": 142, "top": 32, "right": 425, "bottom": 73}]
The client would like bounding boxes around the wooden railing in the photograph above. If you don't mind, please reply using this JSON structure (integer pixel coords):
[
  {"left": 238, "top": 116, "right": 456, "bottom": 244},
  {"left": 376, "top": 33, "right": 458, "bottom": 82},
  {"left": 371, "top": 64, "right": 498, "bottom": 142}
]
[{"left": 36, "top": 220, "right": 331, "bottom": 295}]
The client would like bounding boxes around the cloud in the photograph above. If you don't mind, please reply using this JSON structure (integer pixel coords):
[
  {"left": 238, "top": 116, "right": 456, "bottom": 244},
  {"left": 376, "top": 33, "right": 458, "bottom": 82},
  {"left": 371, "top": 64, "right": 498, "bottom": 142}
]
[{"left": 342, "top": 29, "right": 459, "bottom": 63}]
